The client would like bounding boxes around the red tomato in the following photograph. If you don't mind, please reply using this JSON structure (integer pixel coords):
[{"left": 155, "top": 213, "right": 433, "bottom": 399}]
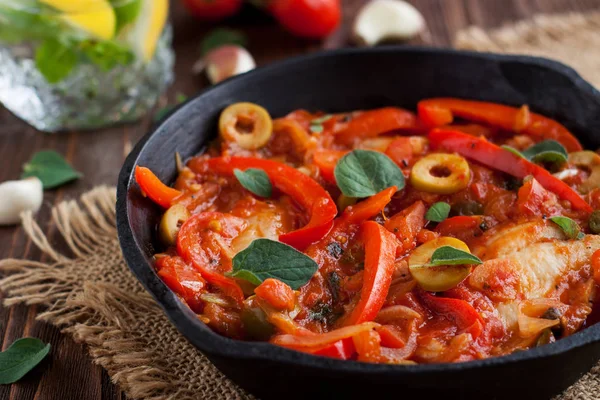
[
  {"left": 182, "top": 0, "right": 243, "bottom": 21},
  {"left": 269, "top": 0, "right": 341, "bottom": 39},
  {"left": 255, "top": 278, "right": 296, "bottom": 312}
]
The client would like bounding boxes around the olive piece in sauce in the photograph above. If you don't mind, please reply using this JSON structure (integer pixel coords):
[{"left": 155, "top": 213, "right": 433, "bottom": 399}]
[
  {"left": 451, "top": 200, "right": 484, "bottom": 216},
  {"left": 241, "top": 307, "right": 275, "bottom": 341},
  {"left": 408, "top": 237, "right": 473, "bottom": 292},
  {"left": 589, "top": 210, "right": 600, "bottom": 234},
  {"left": 159, "top": 204, "right": 191, "bottom": 245}
]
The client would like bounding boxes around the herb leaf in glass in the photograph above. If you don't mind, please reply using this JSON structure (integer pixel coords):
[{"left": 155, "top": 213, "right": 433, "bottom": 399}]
[{"left": 0, "top": 0, "right": 174, "bottom": 132}]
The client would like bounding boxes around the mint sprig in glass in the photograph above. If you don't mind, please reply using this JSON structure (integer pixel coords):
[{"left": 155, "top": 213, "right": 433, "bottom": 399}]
[{"left": 0, "top": 0, "right": 174, "bottom": 132}]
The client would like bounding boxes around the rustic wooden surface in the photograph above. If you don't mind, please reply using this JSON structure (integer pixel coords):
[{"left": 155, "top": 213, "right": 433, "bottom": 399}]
[{"left": 0, "top": 0, "right": 599, "bottom": 398}]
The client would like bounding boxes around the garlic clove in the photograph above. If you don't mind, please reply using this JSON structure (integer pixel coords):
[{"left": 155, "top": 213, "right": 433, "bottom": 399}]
[
  {"left": 0, "top": 177, "right": 43, "bottom": 225},
  {"left": 198, "top": 45, "right": 256, "bottom": 85},
  {"left": 353, "top": 0, "right": 425, "bottom": 46}
]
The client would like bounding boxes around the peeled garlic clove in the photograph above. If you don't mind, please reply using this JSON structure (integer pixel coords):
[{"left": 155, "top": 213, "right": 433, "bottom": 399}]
[
  {"left": 199, "top": 45, "right": 256, "bottom": 85},
  {"left": 0, "top": 177, "right": 43, "bottom": 225},
  {"left": 353, "top": 0, "right": 425, "bottom": 46}
]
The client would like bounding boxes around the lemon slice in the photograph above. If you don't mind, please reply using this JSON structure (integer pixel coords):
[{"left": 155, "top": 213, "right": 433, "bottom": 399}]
[
  {"left": 40, "top": 0, "right": 116, "bottom": 40},
  {"left": 118, "top": 0, "right": 168, "bottom": 62}
]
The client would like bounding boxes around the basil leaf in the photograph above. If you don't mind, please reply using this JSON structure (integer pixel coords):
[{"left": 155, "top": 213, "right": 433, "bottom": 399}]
[
  {"left": 334, "top": 150, "right": 405, "bottom": 198},
  {"left": 501, "top": 145, "right": 526, "bottom": 159},
  {"left": 22, "top": 150, "right": 82, "bottom": 189},
  {"left": 426, "top": 246, "right": 482, "bottom": 267},
  {"left": 111, "top": 0, "right": 143, "bottom": 33},
  {"left": 426, "top": 202, "right": 451, "bottom": 223},
  {"left": 0, "top": 338, "right": 51, "bottom": 384},
  {"left": 309, "top": 115, "right": 332, "bottom": 133},
  {"left": 522, "top": 140, "right": 568, "bottom": 166},
  {"left": 201, "top": 28, "right": 248, "bottom": 55},
  {"left": 80, "top": 40, "right": 134, "bottom": 72},
  {"left": 550, "top": 216, "right": 585, "bottom": 240},
  {"left": 35, "top": 39, "right": 77, "bottom": 83},
  {"left": 234, "top": 168, "right": 272, "bottom": 198},
  {"left": 229, "top": 239, "right": 318, "bottom": 289}
]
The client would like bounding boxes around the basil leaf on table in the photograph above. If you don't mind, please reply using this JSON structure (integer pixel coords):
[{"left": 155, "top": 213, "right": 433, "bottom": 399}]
[
  {"left": 35, "top": 39, "right": 77, "bottom": 84},
  {"left": 309, "top": 115, "right": 332, "bottom": 133},
  {"left": 334, "top": 150, "right": 405, "bottom": 198},
  {"left": 234, "top": 168, "right": 272, "bottom": 198},
  {"left": 22, "top": 150, "right": 82, "bottom": 189},
  {"left": 201, "top": 28, "right": 248, "bottom": 55},
  {"left": 229, "top": 239, "right": 318, "bottom": 289},
  {"left": 426, "top": 202, "right": 451, "bottom": 223},
  {"left": 550, "top": 216, "right": 585, "bottom": 240},
  {"left": 426, "top": 246, "right": 482, "bottom": 267},
  {"left": 0, "top": 338, "right": 51, "bottom": 384}
]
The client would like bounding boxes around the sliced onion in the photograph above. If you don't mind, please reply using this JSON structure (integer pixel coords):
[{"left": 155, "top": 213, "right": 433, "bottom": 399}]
[
  {"left": 375, "top": 305, "right": 422, "bottom": 324},
  {"left": 271, "top": 322, "right": 379, "bottom": 350}
]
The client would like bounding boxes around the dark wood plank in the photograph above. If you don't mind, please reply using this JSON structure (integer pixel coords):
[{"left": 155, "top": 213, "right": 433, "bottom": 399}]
[{"left": 0, "top": 0, "right": 598, "bottom": 399}]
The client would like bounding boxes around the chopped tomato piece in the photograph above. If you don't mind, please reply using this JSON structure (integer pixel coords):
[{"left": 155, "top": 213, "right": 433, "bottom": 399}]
[{"left": 255, "top": 278, "right": 296, "bottom": 312}]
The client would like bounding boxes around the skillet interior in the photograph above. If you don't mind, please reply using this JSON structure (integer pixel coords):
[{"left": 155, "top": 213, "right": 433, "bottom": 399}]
[{"left": 117, "top": 47, "right": 600, "bottom": 400}]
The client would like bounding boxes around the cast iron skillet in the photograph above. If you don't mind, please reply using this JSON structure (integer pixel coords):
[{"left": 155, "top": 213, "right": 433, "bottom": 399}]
[{"left": 117, "top": 47, "right": 600, "bottom": 400}]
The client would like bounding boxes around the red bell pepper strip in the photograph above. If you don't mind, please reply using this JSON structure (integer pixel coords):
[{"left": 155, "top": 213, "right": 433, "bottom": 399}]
[
  {"left": 339, "top": 221, "right": 399, "bottom": 326},
  {"left": 135, "top": 166, "right": 182, "bottom": 208},
  {"left": 312, "top": 149, "right": 347, "bottom": 185},
  {"left": 418, "top": 98, "right": 582, "bottom": 151},
  {"left": 155, "top": 255, "right": 206, "bottom": 313},
  {"left": 343, "top": 186, "right": 397, "bottom": 225},
  {"left": 418, "top": 291, "right": 484, "bottom": 339},
  {"left": 313, "top": 338, "right": 355, "bottom": 360},
  {"left": 429, "top": 129, "right": 592, "bottom": 212},
  {"left": 334, "top": 107, "right": 422, "bottom": 145},
  {"left": 205, "top": 157, "right": 337, "bottom": 250},
  {"left": 177, "top": 212, "right": 247, "bottom": 305}
]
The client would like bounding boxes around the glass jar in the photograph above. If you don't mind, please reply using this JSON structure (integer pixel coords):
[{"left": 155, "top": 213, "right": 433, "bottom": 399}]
[{"left": 0, "top": 0, "right": 174, "bottom": 132}]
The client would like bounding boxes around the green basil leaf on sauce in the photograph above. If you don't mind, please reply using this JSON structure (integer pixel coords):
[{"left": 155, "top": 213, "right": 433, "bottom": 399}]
[
  {"left": 426, "top": 202, "right": 451, "bottom": 223},
  {"left": 334, "top": 150, "right": 405, "bottom": 198},
  {"left": 502, "top": 141, "right": 568, "bottom": 168},
  {"left": 21, "top": 150, "right": 82, "bottom": 189},
  {"left": 229, "top": 239, "right": 318, "bottom": 289},
  {"left": 522, "top": 140, "right": 568, "bottom": 166},
  {"left": 426, "top": 246, "right": 482, "bottom": 267},
  {"left": 234, "top": 168, "right": 272, "bottom": 198},
  {"left": 309, "top": 114, "right": 332, "bottom": 133},
  {"left": 0, "top": 338, "right": 51, "bottom": 384},
  {"left": 550, "top": 216, "right": 585, "bottom": 240}
]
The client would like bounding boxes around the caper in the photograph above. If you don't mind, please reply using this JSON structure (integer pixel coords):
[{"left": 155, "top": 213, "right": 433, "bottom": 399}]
[
  {"left": 241, "top": 307, "right": 275, "bottom": 341},
  {"left": 451, "top": 201, "right": 484, "bottom": 216},
  {"left": 589, "top": 210, "right": 600, "bottom": 234}
]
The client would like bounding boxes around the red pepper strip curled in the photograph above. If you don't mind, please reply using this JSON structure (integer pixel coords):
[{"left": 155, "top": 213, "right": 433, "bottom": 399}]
[
  {"left": 338, "top": 221, "right": 399, "bottom": 326},
  {"left": 428, "top": 129, "right": 592, "bottom": 212},
  {"left": 135, "top": 166, "right": 182, "bottom": 208},
  {"left": 206, "top": 157, "right": 337, "bottom": 250},
  {"left": 419, "top": 291, "right": 484, "bottom": 339},
  {"left": 418, "top": 98, "right": 582, "bottom": 152},
  {"left": 334, "top": 107, "right": 423, "bottom": 146}
]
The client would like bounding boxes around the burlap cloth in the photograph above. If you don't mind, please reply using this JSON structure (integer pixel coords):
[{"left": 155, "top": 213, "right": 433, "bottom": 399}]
[{"left": 2, "top": 10, "right": 600, "bottom": 400}]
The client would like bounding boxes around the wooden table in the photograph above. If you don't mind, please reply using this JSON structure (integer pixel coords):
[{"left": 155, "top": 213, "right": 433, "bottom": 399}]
[{"left": 0, "top": 0, "right": 598, "bottom": 398}]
